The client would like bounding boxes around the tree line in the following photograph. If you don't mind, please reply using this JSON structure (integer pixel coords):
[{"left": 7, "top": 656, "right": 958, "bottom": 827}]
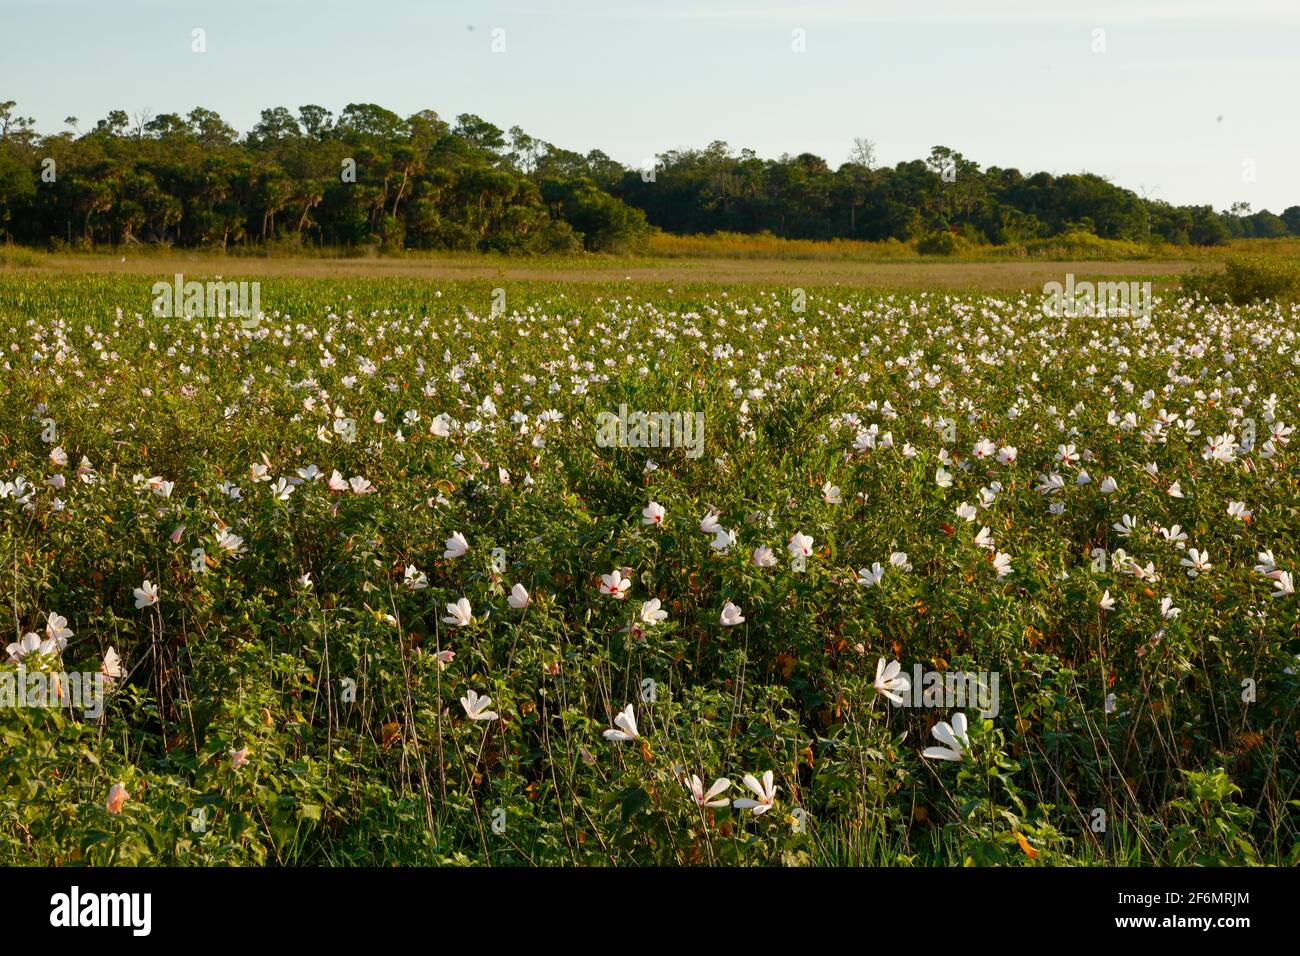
[{"left": 1, "top": 100, "right": 1296, "bottom": 254}]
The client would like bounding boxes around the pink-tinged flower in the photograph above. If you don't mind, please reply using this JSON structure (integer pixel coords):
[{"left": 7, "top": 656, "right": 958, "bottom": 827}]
[
  {"left": 1227, "top": 501, "right": 1251, "bottom": 521},
  {"left": 699, "top": 510, "right": 722, "bottom": 535},
  {"left": 1035, "top": 472, "right": 1064, "bottom": 495},
  {"left": 1159, "top": 524, "right": 1187, "bottom": 547},
  {"left": 45, "top": 612, "right": 73, "bottom": 645},
  {"left": 459, "top": 689, "right": 498, "bottom": 721},
  {"left": 642, "top": 501, "right": 665, "bottom": 526},
  {"left": 599, "top": 570, "right": 631, "bottom": 599},
  {"left": 1179, "top": 549, "right": 1211, "bottom": 577},
  {"left": 602, "top": 703, "right": 639, "bottom": 742},
  {"left": 507, "top": 583, "right": 530, "bottom": 609},
  {"left": 1112, "top": 514, "right": 1137, "bottom": 536},
  {"left": 733, "top": 771, "right": 777, "bottom": 815},
  {"left": 687, "top": 775, "right": 731, "bottom": 808},
  {"left": 133, "top": 580, "right": 159, "bottom": 609},
  {"left": 873, "top": 658, "right": 911, "bottom": 705},
  {"left": 992, "top": 552, "right": 1013, "bottom": 578},
  {"left": 857, "top": 563, "right": 885, "bottom": 587},
  {"left": 1099, "top": 590, "right": 1115, "bottom": 611},
  {"left": 788, "top": 532, "right": 814, "bottom": 559},
  {"left": 349, "top": 476, "right": 375, "bottom": 494},
  {"left": 752, "top": 545, "right": 777, "bottom": 568},
  {"left": 215, "top": 528, "right": 245, "bottom": 555},
  {"left": 636, "top": 597, "right": 667, "bottom": 627},
  {"left": 1203, "top": 433, "right": 1238, "bottom": 463},
  {"left": 100, "top": 647, "right": 122, "bottom": 683},
  {"left": 106, "top": 783, "right": 129, "bottom": 814},
  {"left": 328, "top": 470, "right": 348, "bottom": 492},
  {"left": 443, "top": 532, "right": 469, "bottom": 559},
  {"left": 442, "top": 598, "right": 473, "bottom": 627},
  {"left": 720, "top": 601, "right": 745, "bottom": 627},
  {"left": 230, "top": 747, "right": 250, "bottom": 769},
  {"left": 5, "top": 632, "right": 41, "bottom": 663},
  {"left": 434, "top": 649, "right": 456, "bottom": 668},
  {"left": 922, "top": 712, "right": 969, "bottom": 761}
]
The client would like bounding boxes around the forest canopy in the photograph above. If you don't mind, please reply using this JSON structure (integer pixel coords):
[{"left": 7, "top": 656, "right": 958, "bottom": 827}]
[{"left": 1, "top": 99, "right": 1296, "bottom": 253}]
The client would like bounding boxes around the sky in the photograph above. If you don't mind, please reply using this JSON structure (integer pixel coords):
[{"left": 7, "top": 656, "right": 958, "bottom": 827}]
[{"left": 3, "top": 0, "right": 1298, "bottom": 212}]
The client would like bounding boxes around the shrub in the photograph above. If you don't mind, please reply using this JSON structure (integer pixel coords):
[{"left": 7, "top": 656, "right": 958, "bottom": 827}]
[
  {"left": 915, "top": 230, "right": 970, "bottom": 256},
  {"left": 1180, "top": 255, "right": 1300, "bottom": 305}
]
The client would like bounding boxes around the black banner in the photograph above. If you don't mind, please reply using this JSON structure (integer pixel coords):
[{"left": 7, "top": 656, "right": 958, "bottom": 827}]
[{"left": 0, "top": 865, "right": 1281, "bottom": 942}]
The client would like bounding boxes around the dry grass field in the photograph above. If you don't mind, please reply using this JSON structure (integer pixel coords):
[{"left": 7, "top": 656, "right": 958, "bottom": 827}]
[{"left": 0, "top": 247, "right": 1209, "bottom": 291}]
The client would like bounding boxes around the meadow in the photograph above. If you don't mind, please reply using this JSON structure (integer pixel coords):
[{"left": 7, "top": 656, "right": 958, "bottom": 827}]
[
  {"left": 0, "top": 241, "right": 1209, "bottom": 293},
  {"left": 0, "top": 267, "right": 1296, "bottom": 866}
]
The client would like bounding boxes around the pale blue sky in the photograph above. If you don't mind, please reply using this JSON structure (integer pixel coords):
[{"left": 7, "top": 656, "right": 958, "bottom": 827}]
[{"left": 3, "top": 0, "right": 1298, "bottom": 211}]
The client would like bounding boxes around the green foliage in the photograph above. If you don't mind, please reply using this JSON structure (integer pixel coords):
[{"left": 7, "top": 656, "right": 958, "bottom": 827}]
[
  {"left": 916, "top": 230, "right": 971, "bottom": 256},
  {"left": 0, "top": 274, "right": 1296, "bottom": 866},
  {"left": 0, "top": 100, "right": 648, "bottom": 254},
  {"left": 1181, "top": 255, "right": 1300, "bottom": 305},
  {"left": 2, "top": 98, "right": 1295, "bottom": 254},
  {"left": 1167, "top": 769, "right": 1261, "bottom": 866}
]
